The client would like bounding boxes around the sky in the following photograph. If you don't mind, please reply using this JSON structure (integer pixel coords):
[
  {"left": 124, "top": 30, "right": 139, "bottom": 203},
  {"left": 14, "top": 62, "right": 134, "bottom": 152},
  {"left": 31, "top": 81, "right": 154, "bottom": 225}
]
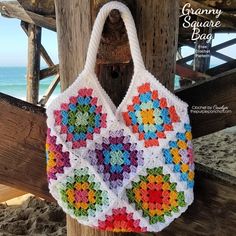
[
  {"left": 0, "top": 15, "right": 235, "bottom": 67},
  {"left": 0, "top": 16, "right": 58, "bottom": 67}
]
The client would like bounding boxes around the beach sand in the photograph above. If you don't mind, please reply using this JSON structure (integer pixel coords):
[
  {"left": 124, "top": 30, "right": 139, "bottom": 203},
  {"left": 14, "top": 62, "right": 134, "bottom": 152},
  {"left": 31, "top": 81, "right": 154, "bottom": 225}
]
[
  {"left": 0, "top": 196, "right": 66, "bottom": 236},
  {"left": 0, "top": 127, "right": 235, "bottom": 235},
  {"left": 193, "top": 126, "right": 236, "bottom": 177}
]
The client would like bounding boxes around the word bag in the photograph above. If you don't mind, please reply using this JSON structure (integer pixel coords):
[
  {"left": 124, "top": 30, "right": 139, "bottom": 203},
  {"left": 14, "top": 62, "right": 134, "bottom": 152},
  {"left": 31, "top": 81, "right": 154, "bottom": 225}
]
[{"left": 46, "top": 1, "right": 194, "bottom": 232}]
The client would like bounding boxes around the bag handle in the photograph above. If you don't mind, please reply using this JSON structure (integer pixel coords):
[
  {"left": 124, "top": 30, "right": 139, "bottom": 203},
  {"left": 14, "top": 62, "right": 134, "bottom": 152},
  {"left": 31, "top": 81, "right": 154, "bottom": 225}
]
[{"left": 84, "top": 1, "right": 145, "bottom": 73}]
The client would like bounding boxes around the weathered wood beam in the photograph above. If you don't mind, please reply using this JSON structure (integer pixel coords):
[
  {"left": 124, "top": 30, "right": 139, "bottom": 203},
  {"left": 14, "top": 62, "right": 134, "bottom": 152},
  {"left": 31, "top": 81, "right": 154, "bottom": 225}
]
[
  {"left": 176, "top": 63, "right": 211, "bottom": 80},
  {"left": 38, "top": 74, "right": 60, "bottom": 106},
  {"left": 0, "top": 92, "right": 52, "bottom": 201},
  {"left": 213, "top": 51, "right": 234, "bottom": 62},
  {"left": 179, "top": 37, "right": 236, "bottom": 52},
  {"left": 176, "top": 71, "right": 236, "bottom": 138},
  {"left": 21, "top": 20, "right": 59, "bottom": 104},
  {"left": 180, "top": 0, "right": 236, "bottom": 29},
  {"left": 0, "top": 184, "right": 26, "bottom": 202},
  {"left": 40, "top": 64, "right": 59, "bottom": 80},
  {"left": 17, "top": 0, "right": 55, "bottom": 16},
  {"left": 21, "top": 21, "right": 55, "bottom": 66},
  {"left": 186, "top": 0, "right": 236, "bottom": 12},
  {"left": 0, "top": 1, "right": 56, "bottom": 31},
  {"left": 211, "top": 38, "right": 236, "bottom": 51},
  {"left": 26, "top": 23, "right": 41, "bottom": 104},
  {"left": 0, "top": 91, "right": 236, "bottom": 234},
  {"left": 206, "top": 59, "right": 236, "bottom": 76},
  {"left": 40, "top": 45, "right": 55, "bottom": 66}
]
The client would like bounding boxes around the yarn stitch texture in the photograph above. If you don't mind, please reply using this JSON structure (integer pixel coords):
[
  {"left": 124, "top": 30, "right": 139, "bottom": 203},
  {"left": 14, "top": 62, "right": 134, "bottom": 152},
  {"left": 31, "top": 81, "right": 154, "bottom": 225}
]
[
  {"left": 46, "top": 1, "right": 194, "bottom": 232},
  {"left": 122, "top": 82, "right": 180, "bottom": 148},
  {"left": 58, "top": 167, "right": 109, "bottom": 219},
  {"left": 46, "top": 129, "right": 71, "bottom": 182},
  {"left": 87, "top": 129, "right": 144, "bottom": 193},
  {"left": 97, "top": 207, "right": 147, "bottom": 232},
  {"left": 126, "top": 167, "right": 186, "bottom": 225}
]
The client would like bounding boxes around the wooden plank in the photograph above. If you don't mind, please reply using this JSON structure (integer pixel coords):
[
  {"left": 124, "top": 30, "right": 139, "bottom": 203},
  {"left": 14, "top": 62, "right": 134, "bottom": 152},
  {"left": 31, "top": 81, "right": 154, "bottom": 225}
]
[
  {"left": 0, "top": 1, "right": 56, "bottom": 31},
  {"left": 206, "top": 59, "right": 236, "bottom": 76},
  {"left": 38, "top": 74, "right": 60, "bottom": 106},
  {"left": 17, "top": 0, "right": 55, "bottom": 16},
  {"left": 210, "top": 38, "right": 236, "bottom": 51},
  {"left": 176, "top": 71, "right": 236, "bottom": 138},
  {"left": 190, "top": 0, "right": 236, "bottom": 12},
  {"left": 180, "top": 0, "right": 236, "bottom": 29},
  {"left": 40, "top": 44, "right": 55, "bottom": 66},
  {"left": 212, "top": 51, "right": 234, "bottom": 62},
  {"left": 40, "top": 64, "right": 59, "bottom": 80},
  {"left": 26, "top": 23, "right": 41, "bottom": 104},
  {"left": 0, "top": 92, "right": 52, "bottom": 201},
  {"left": 21, "top": 21, "right": 55, "bottom": 66},
  {"left": 176, "top": 64, "right": 211, "bottom": 79},
  {"left": 0, "top": 92, "right": 236, "bottom": 235},
  {"left": 133, "top": 0, "right": 179, "bottom": 90},
  {"left": 0, "top": 184, "right": 26, "bottom": 202}
]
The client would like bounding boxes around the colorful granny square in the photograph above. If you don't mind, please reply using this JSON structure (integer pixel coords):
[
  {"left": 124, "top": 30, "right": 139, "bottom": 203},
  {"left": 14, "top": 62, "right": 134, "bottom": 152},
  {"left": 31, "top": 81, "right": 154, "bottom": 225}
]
[
  {"left": 46, "top": 129, "right": 71, "bottom": 181},
  {"left": 122, "top": 83, "right": 180, "bottom": 148},
  {"left": 126, "top": 167, "right": 186, "bottom": 224},
  {"left": 53, "top": 88, "right": 107, "bottom": 149},
  {"left": 98, "top": 207, "right": 147, "bottom": 232},
  {"left": 58, "top": 167, "right": 109, "bottom": 219},
  {"left": 88, "top": 129, "right": 144, "bottom": 191},
  {"left": 162, "top": 123, "right": 195, "bottom": 188}
]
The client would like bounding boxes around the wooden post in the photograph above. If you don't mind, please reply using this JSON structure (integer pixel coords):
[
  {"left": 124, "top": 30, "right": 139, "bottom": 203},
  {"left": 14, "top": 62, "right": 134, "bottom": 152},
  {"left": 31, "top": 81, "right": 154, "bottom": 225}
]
[
  {"left": 26, "top": 23, "right": 41, "bottom": 104},
  {"left": 54, "top": 0, "right": 179, "bottom": 235}
]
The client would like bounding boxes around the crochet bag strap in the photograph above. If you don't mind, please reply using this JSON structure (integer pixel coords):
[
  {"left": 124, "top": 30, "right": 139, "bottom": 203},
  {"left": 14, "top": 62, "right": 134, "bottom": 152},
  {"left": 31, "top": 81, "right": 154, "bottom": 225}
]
[{"left": 84, "top": 1, "right": 145, "bottom": 74}]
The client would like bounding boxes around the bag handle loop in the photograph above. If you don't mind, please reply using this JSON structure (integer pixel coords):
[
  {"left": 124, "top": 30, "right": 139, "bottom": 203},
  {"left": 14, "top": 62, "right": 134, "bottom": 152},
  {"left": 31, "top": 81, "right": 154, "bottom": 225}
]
[{"left": 84, "top": 1, "right": 145, "bottom": 73}]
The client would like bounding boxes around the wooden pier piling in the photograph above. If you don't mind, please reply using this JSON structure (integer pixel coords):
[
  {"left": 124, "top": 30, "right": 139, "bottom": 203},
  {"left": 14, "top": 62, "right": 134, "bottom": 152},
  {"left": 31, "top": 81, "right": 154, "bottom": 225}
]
[{"left": 26, "top": 23, "right": 41, "bottom": 104}]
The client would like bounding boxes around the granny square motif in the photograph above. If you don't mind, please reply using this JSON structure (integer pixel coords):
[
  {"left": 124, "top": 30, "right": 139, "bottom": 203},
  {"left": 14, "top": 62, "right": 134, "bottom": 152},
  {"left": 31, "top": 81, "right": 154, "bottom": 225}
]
[{"left": 46, "top": 1, "right": 194, "bottom": 232}]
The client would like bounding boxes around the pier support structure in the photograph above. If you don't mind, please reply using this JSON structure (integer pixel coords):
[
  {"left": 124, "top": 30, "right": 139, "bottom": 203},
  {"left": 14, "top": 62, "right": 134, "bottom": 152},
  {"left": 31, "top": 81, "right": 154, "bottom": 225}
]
[{"left": 26, "top": 23, "right": 41, "bottom": 104}]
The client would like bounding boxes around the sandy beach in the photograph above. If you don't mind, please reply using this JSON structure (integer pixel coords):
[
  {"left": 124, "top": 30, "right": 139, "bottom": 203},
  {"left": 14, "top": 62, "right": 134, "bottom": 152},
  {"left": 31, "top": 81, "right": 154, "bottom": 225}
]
[
  {"left": 0, "top": 127, "right": 235, "bottom": 235},
  {"left": 193, "top": 126, "right": 236, "bottom": 177},
  {"left": 0, "top": 196, "right": 66, "bottom": 236}
]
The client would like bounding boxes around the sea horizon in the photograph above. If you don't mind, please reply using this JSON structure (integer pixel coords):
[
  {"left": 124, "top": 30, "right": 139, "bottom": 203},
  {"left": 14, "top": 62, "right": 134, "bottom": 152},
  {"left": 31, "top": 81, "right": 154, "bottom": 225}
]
[
  {"left": 0, "top": 66, "right": 60, "bottom": 103},
  {"left": 0, "top": 66, "right": 183, "bottom": 104}
]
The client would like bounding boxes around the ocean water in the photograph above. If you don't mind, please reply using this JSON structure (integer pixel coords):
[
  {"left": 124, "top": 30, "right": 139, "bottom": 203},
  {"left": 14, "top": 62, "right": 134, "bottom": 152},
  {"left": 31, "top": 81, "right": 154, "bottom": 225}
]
[
  {"left": 0, "top": 67, "right": 180, "bottom": 104},
  {"left": 0, "top": 67, "right": 60, "bottom": 102}
]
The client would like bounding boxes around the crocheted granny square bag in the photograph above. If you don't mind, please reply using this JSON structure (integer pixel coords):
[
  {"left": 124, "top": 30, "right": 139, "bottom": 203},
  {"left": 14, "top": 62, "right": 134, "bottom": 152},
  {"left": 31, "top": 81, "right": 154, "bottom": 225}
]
[{"left": 46, "top": 1, "right": 194, "bottom": 233}]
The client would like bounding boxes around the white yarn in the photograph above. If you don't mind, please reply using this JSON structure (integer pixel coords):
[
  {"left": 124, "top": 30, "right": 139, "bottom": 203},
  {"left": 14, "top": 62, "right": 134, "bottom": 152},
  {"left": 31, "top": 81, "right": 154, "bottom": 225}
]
[{"left": 84, "top": 1, "right": 145, "bottom": 73}]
